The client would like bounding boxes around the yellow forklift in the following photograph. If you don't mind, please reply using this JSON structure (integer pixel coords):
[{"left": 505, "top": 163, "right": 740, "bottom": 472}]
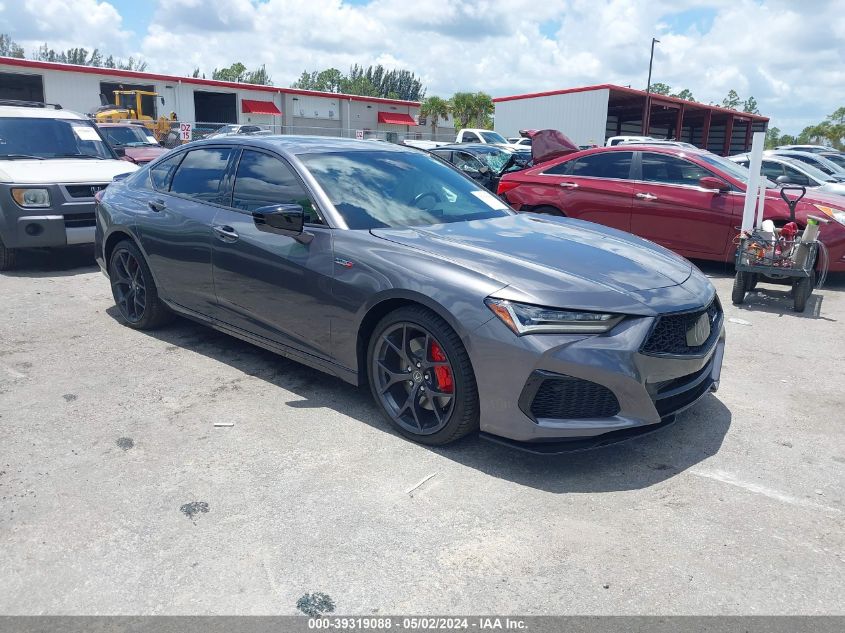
[{"left": 93, "top": 90, "right": 176, "bottom": 142}]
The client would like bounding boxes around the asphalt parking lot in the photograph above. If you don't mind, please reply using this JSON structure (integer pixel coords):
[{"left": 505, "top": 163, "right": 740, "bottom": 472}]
[{"left": 1, "top": 246, "right": 843, "bottom": 615}]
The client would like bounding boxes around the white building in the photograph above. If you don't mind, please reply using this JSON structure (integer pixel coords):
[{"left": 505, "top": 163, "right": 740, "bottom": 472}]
[
  {"left": 0, "top": 57, "right": 455, "bottom": 142},
  {"left": 493, "top": 84, "right": 769, "bottom": 155}
]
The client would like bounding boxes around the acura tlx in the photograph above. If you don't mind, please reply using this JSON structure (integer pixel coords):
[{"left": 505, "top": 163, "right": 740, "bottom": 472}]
[{"left": 95, "top": 136, "right": 724, "bottom": 452}]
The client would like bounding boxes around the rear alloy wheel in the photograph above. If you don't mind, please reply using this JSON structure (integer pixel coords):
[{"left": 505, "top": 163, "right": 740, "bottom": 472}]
[
  {"left": 0, "top": 235, "right": 17, "bottom": 271},
  {"left": 367, "top": 306, "right": 479, "bottom": 445},
  {"left": 109, "top": 240, "right": 171, "bottom": 329}
]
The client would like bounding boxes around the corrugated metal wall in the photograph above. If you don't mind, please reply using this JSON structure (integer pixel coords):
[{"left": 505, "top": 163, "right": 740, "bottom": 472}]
[{"left": 494, "top": 89, "right": 610, "bottom": 145}]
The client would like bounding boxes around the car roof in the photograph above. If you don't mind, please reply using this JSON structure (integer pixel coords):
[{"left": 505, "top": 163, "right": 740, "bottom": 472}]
[
  {"left": 0, "top": 105, "right": 87, "bottom": 120},
  {"left": 594, "top": 144, "right": 708, "bottom": 155},
  {"left": 186, "top": 134, "right": 413, "bottom": 155},
  {"left": 96, "top": 122, "right": 148, "bottom": 128},
  {"left": 433, "top": 143, "right": 516, "bottom": 152}
]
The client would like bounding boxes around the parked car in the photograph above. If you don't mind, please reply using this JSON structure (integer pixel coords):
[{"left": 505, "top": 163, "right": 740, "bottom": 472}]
[
  {"left": 497, "top": 145, "right": 845, "bottom": 271},
  {"left": 819, "top": 151, "right": 845, "bottom": 171},
  {"left": 97, "top": 122, "right": 169, "bottom": 165},
  {"left": 430, "top": 143, "right": 530, "bottom": 192},
  {"left": 729, "top": 153, "right": 845, "bottom": 197},
  {"left": 507, "top": 137, "right": 532, "bottom": 148},
  {"left": 606, "top": 135, "right": 655, "bottom": 146},
  {"left": 620, "top": 139, "right": 700, "bottom": 150},
  {"left": 205, "top": 124, "right": 271, "bottom": 139},
  {"left": 776, "top": 144, "right": 834, "bottom": 154},
  {"left": 455, "top": 128, "right": 523, "bottom": 149},
  {"left": 0, "top": 100, "right": 137, "bottom": 270},
  {"left": 96, "top": 136, "right": 725, "bottom": 451},
  {"left": 770, "top": 150, "right": 845, "bottom": 181}
]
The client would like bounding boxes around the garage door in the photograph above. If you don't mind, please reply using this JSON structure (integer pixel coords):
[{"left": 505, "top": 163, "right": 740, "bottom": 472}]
[
  {"left": 194, "top": 91, "right": 237, "bottom": 125},
  {"left": 0, "top": 72, "right": 45, "bottom": 102}
]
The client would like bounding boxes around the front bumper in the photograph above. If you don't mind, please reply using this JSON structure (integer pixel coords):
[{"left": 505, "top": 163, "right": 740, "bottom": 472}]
[
  {"left": 0, "top": 183, "right": 102, "bottom": 248},
  {"left": 469, "top": 298, "right": 725, "bottom": 446}
]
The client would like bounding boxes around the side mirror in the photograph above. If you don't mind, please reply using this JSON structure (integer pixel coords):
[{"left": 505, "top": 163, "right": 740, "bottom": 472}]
[
  {"left": 699, "top": 176, "right": 730, "bottom": 192},
  {"left": 775, "top": 175, "right": 792, "bottom": 185},
  {"left": 253, "top": 203, "right": 304, "bottom": 234},
  {"left": 112, "top": 147, "right": 128, "bottom": 159},
  {"left": 478, "top": 165, "right": 490, "bottom": 175}
]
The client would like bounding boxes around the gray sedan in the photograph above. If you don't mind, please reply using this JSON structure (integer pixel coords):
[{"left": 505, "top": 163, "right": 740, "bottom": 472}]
[
  {"left": 730, "top": 153, "right": 845, "bottom": 197},
  {"left": 95, "top": 136, "right": 724, "bottom": 452}
]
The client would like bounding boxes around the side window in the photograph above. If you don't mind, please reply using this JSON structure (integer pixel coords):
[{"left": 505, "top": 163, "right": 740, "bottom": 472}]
[
  {"left": 431, "top": 150, "right": 452, "bottom": 162},
  {"left": 761, "top": 161, "right": 784, "bottom": 180},
  {"left": 453, "top": 152, "right": 484, "bottom": 173},
  {"left": 232, "top": 150, "right": 323, "bottom": 224},
  {"left": 545, "top": 152, "right": 633, "bottom": 179},
  {"left": 462, "top": 132, "right": 479, "bottom": 143},
  {"left": 169, "top": 148, "right": 235, "bottom": 204},
  {"left": 783, "top": 164, "right": 811, "bottom": 185},
  {"left": 150, "top": 152, "right": 185, "bottom": 192},
  {"left": 641, "top": 153, "right": 710, "bottom": 186}
]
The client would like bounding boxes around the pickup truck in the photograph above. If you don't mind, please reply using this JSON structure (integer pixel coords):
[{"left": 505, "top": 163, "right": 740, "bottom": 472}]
[{"left": 455, "top": 128, "right": 524, "bottom": 149}]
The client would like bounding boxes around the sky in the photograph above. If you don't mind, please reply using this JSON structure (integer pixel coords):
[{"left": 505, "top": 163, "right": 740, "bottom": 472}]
[{"left": 1, "top": 0, "right": 844, "bottom": 134}]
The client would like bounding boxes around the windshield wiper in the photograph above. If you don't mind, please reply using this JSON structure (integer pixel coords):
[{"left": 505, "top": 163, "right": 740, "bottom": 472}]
[
  {"left": 0, "top": 154, "right": 46, "bottom": 160},
  {"left": 52, "top": 153, "right": 106, "bottom": 160}
]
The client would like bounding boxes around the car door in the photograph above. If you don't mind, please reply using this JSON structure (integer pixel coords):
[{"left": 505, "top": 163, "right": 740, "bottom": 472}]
[
  {"left": 136, "top": 146, "right": 236, "bottom": 316},
  {"left": 211, "top": 148, "right": 335, "bottom": 359},
  {"left": 534, "top": 151, "right": 635, "bottom": 231},
  {"left": 629, "top": 152, "right": 738, "bottom": 258}
]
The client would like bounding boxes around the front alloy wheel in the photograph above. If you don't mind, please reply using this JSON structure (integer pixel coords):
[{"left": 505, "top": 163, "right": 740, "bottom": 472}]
[
  {"left": 108, "top": 240, "right": 171, "bottom": 330},
  {"left": 367, "top": 306, "right": 479, "bottom": 445}
]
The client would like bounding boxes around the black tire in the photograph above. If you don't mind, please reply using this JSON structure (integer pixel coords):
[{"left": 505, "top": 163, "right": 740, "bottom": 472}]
[
  {"left": 0, "top": 235, "right": 17, "bottom": 271},
  {"left": 108, "top": 240, "right": 171, "bottom": 329},
  {"left": 533, "top": 205, "right": 566, "bottom": 217},
  {"left": 731, "top": 271, "right": 748, "bottom": 305},
  {"left": 793, "top": 272, "right": 814, "bottom": 313},
  {"left": 367, "top": 305, "right": 479, "bottom": 445}
]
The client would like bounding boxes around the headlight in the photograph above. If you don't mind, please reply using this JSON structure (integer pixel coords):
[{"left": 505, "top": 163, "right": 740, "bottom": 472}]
[
  {"left": 813, "top": 204, "right": 845, "bottom": 226},
  {"left": 12, "top": 188, "right": 51, "bottom": 208},
  {"left": 485, "top": 298, "right": 623, "bottom": 335}
]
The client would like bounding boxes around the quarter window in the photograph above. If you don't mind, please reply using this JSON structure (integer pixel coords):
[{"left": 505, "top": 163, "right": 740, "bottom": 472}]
[
  {"left": 641, "top": 153, "right": 710, "bottom": 186},
  {"left": 169, "top": 148, "right": 235, "bottom": 204},
  {"left": 545, "top": 152, "right": 633, "bottom": 179},
  {"left": 150, "top": 152, "right": 184, "bottom": 192},
  {"left": 232, "top": 150, "right": 323, "bottom": 224}
]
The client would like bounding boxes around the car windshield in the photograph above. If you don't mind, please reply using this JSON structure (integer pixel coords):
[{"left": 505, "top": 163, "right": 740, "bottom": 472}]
[
  {"left": 0, "top": 117, "right": 113, "bottom": 159},
  {"left": 100, "top": 125, "right": 158, "bottom": 147},
  {"left": 480, "top": 131, "right": 508, "bottom": 144},
  {"left": 823, "top": 154, "right": 845, "bottom": 169},
  {"left": 782, "top": 159, "right": 836, "bottom": 183},
  {"left": 469, "top": 146, "right": 514, "bottom": 173},
  {"left": 698, "top": 152, "right": 776, "bottom": 188},
  {"left": 299, "top": 149, "right": 513, "bottom": 229}
]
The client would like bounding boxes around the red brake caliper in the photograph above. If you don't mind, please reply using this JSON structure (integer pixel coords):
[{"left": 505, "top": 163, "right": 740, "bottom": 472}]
[{"left": 429, "top": 340, "right": 453, "bottom": 393}]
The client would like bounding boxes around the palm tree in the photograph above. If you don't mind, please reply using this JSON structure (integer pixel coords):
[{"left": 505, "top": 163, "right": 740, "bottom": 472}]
[
  {"left": 419, "top": 96, "right": 450, "bottom": 140},
  {"left": 450, "top": 92, "right": 476, "bottom": 130},
  {"left": 472, "top": 92, "right": 494, "bottom": 128}
]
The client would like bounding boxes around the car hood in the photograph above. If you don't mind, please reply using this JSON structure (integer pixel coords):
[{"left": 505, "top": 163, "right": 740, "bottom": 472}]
[
  {"left": 371, "top": 214, "right": 701, "bottom": 315},
  {"left": 124, "top": 146, "right": 168, "bottom": 163},
  {"left": 0, "top": 159, "right": 138, "bottom": 184}
]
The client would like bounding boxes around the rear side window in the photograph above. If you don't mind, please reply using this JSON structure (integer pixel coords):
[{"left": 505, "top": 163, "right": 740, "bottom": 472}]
[
  {"left": 761, "top": 161, "right": 784, "bottom": 180},
  {"left": 150, "top": 152, "right": 184, "bottom": 191},
  {"left": 462, "top": 132, "right": 479, "bottom": 142},
  {"left": 169, "top": 148, "right": 235, "bottom": 204},
  {"left": 545, "top": 152, "right": 633, "bottom": 179},
  {"left": 641, "top": 153, "right": 710, "bottom": 186},
  {"left": 232, "top": 150, "right": 323, "bottom": 224}
]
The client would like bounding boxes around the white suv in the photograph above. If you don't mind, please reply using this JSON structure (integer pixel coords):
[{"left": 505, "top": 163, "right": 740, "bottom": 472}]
[{"left": 0, "top": 101, "right": 137, "bottom": 270}]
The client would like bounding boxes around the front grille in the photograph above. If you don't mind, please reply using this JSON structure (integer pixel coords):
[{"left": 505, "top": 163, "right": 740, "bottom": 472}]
[
  {"left": 640, "top": 297, "right": 722, "bottom": 356},
  {"left": 653, "top": 372, "right": 713, "bottom": 417},
  {"left": 65, "top": 184, "right": 108, "bottom": 199},
  {"left": 63, "top": 212, "right": 95, "bottom": 228},
  {"left": 522, "top": 373, "right": 621, "bottom": 420}
]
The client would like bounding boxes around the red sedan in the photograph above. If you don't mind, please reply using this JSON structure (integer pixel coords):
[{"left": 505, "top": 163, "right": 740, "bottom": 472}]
[{"left": 498, "top": 145, "right": 845, "bottom": 272}]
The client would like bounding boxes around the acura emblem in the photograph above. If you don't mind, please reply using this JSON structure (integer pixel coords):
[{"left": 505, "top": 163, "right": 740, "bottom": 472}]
[
  {"left": 686, "top": 313, "right": 711, "bottom": 347},
  {"left": 90, "top": 185, "right": 104, "bottom": 196}
]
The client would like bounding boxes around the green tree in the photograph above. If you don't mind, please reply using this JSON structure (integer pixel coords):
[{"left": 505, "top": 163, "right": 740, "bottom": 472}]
[
  {"left": 722, "top": 89, "right": 741, "bottom": 109},
  {"left": 472, "top": 92, "right": 494, "bottom": 128},
  {"left": 212, "top": 62, "right": 247, "bottom": 82},
  {"left": 742, "top": 96, "right": 759, "bottom": 114},
  {"left": 419, "top": 96, "right": 450, "bottom": 138},
  {"left": 764, "top": 126, "right": 781, "bottom": 149},
  {"left": 671, "top": 88, "right": 695, "bottom": 101},
  {"left": 649, "top": 82, "right": 672, "bottom": 95},
  {"left": 292, "top": 65, "right": 425, "bottom": 100},
  {"left": 449, "top": 92, "right": 476, "bottom": 129},
  {"left": 244, "top": 64, "right": 272, "bottom": 86},
  {"left": 0, "top": 33, "right": 25, "bottom": 58}
]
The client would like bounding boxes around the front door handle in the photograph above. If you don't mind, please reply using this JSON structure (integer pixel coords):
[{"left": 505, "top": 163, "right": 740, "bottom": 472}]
[
  {"left": 212, "top": 224, "right": 239, "bottom": 241},
  {"left": 635, "top": 192, "right": 658, "bottom": 201},
  {"left": 558, "top": 182, "right": 579, "bottom": 189},
  {"left": 148, "top": 199, "right": 166, "bottom": 212}
]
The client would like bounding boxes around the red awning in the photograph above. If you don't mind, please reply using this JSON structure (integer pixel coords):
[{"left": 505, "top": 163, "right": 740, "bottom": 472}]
[
  {"left": 241, "top": 99, "right": 281, "bottom": 115},
  {"left": 377, "top": 112, "right": 418, "bottom": 126}
]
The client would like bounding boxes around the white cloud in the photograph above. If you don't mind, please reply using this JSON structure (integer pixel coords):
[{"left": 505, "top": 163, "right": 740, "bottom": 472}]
[{"left": 2, "top": 0, "right": 844, "bottom": 133}]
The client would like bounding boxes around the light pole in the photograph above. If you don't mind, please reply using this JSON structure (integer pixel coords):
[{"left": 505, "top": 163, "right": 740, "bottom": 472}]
[{"left": 646, "top": 37, "right": 660, "bottom": 93}]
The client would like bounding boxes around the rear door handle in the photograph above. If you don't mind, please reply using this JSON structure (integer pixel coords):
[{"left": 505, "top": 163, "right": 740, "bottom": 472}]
[
  {"left": 558, "top": 182, "right": 579, "bottom": 189},
  {"left": 635, "top": 192, "right": 658, "bottom": 201},
  {"left": 148, "top": 199, "right": 166, "bottom": 212},
  {"left": 212, "top": 224, "right": 239, "bottom": 241}
]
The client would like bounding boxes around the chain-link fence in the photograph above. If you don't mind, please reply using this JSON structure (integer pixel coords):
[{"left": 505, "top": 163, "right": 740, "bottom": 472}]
[{"left": 100, "top": 119, "right": 458, "bottom": 150}]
